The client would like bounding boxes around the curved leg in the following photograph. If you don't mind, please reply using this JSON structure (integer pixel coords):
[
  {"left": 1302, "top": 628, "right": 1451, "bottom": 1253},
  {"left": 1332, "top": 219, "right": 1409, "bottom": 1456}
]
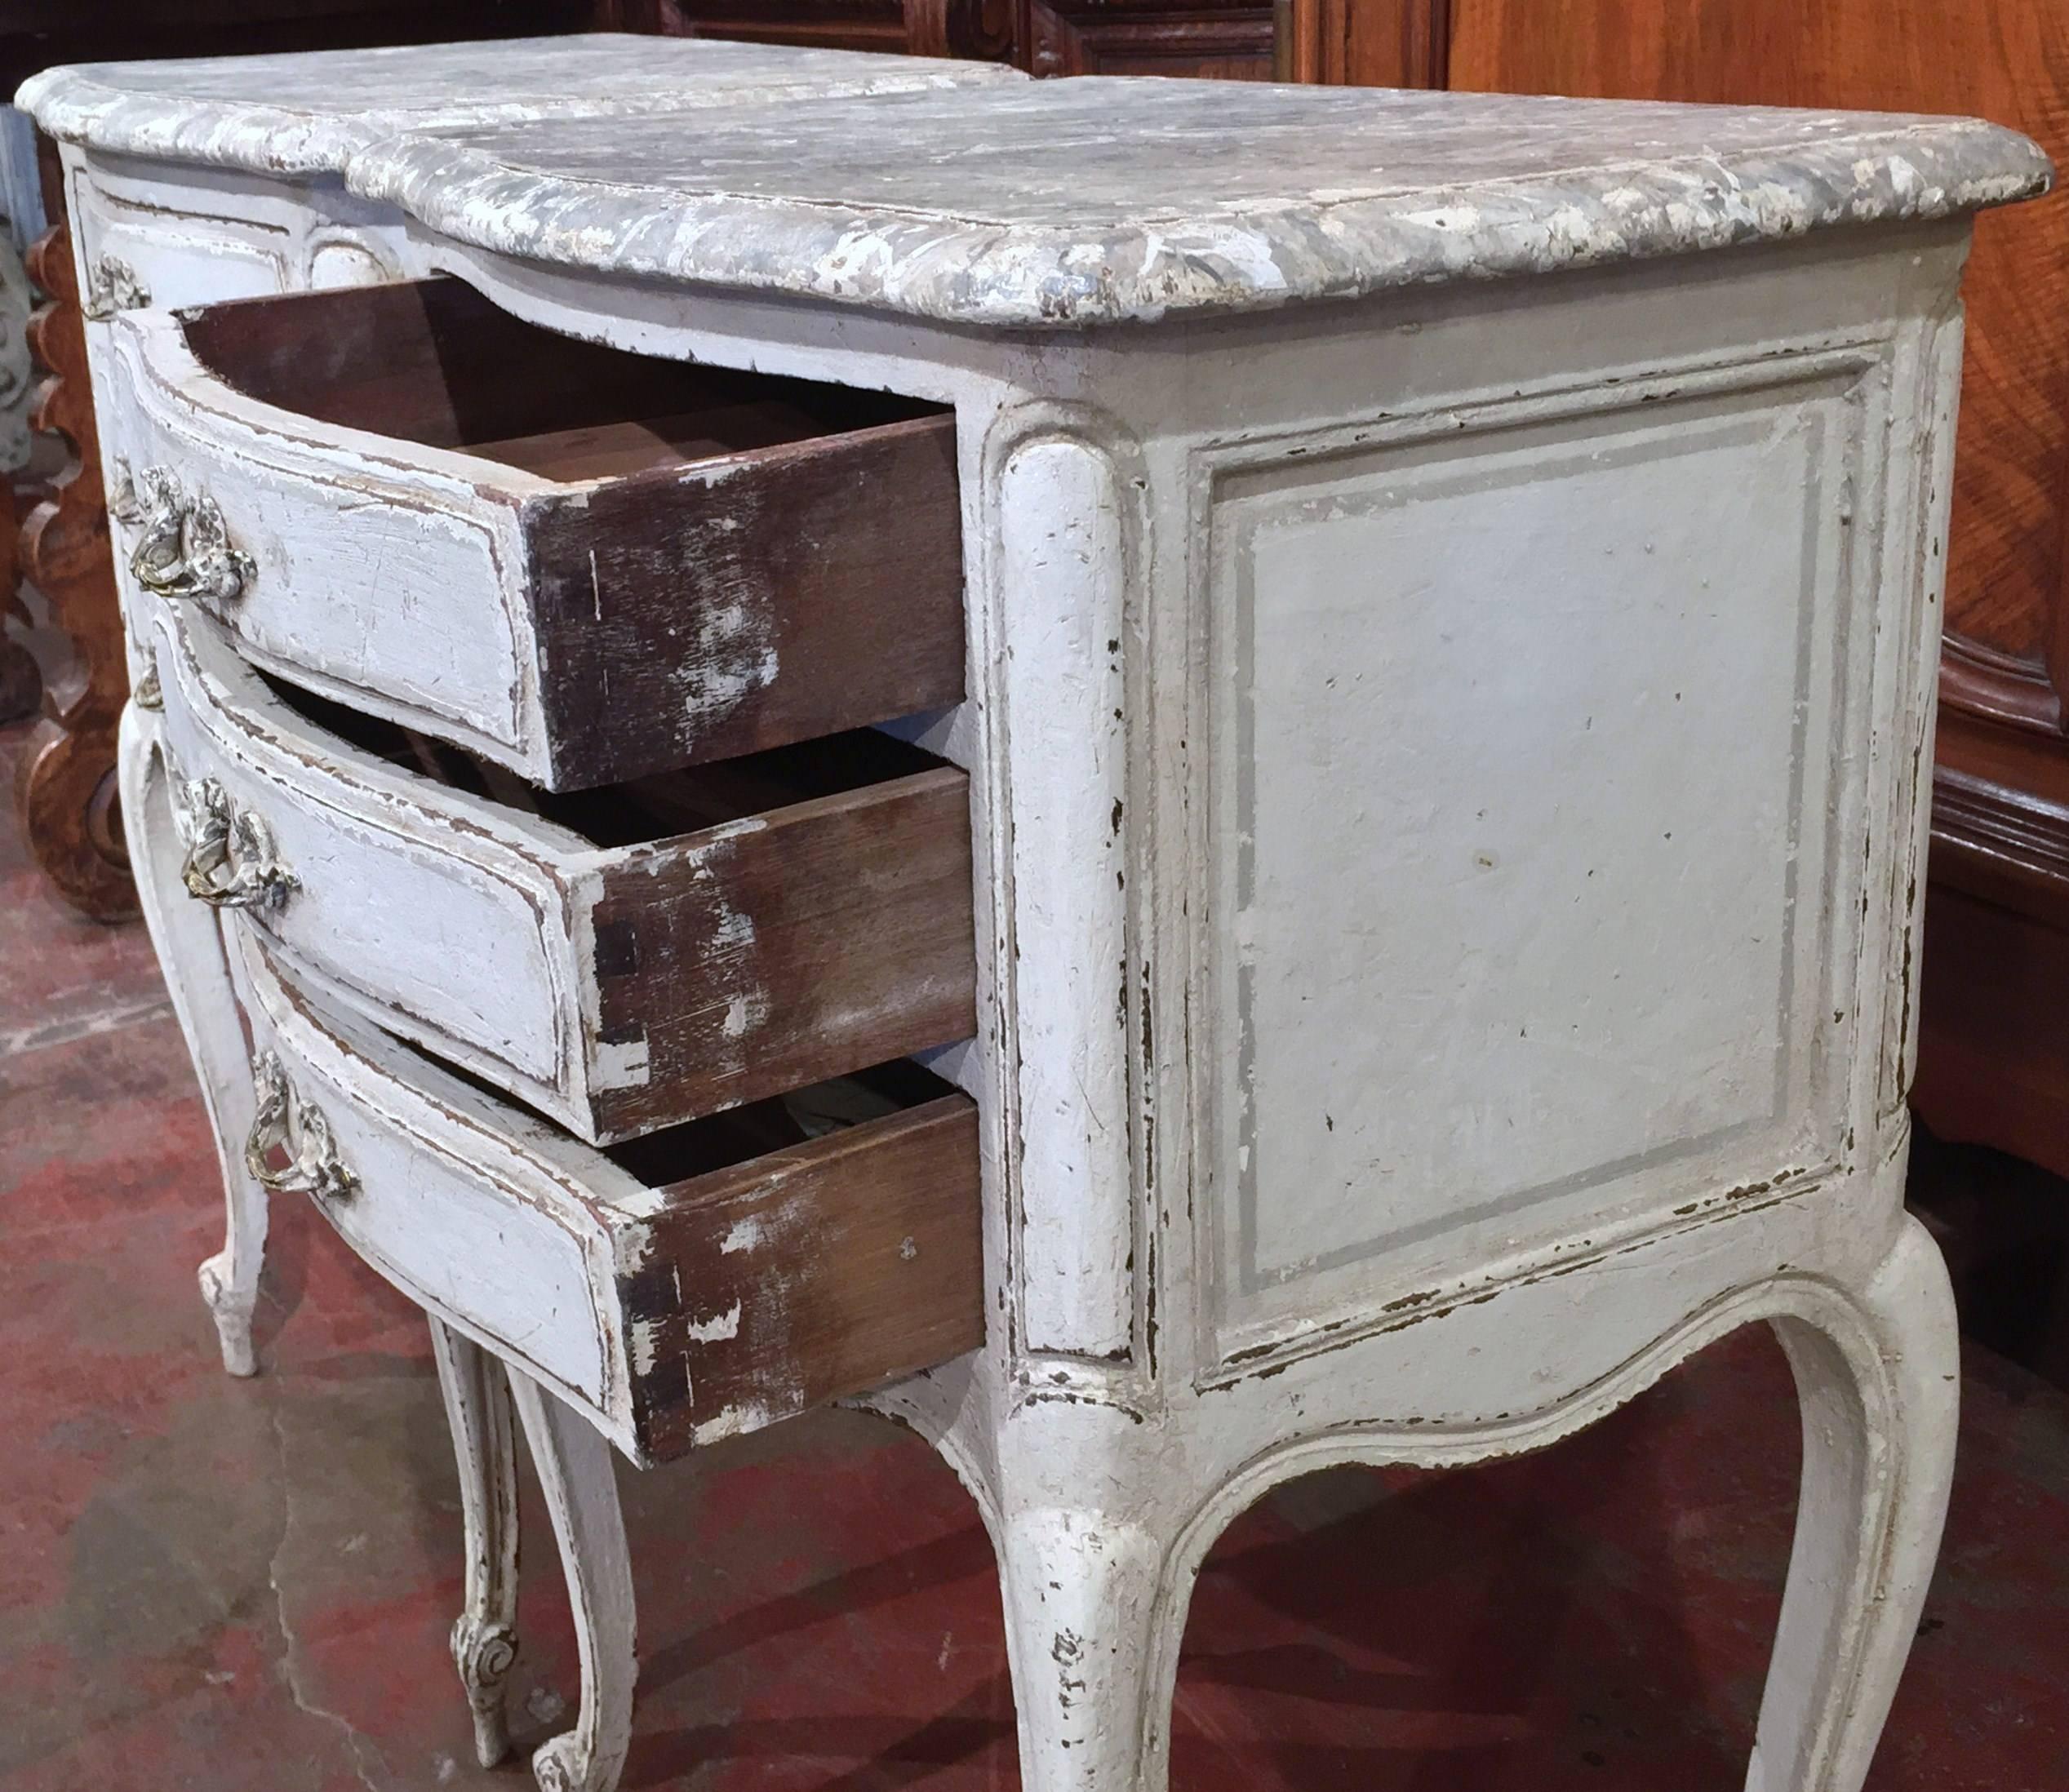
[
  {"left": 1747, "top": 1216, "right": 1960, "bottom": 1792},
  {"left": 429, "top": 1319, "right": 522, "bottom": 1768},
  {"left": 508, "top": 1372, "right": 637, "bottom": 1792},
  {"left": 997, "top": 1502, "right": 1182, "bottom": 1792},
  {"left": 118, "top": 702, "right": 269, "bottom": 1375}
]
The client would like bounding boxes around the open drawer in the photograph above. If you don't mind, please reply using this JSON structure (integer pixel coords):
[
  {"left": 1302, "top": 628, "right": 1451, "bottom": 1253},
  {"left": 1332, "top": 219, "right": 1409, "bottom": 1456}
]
[
  {"left": 100, "top": 275, "right": 965, "bottom": 788},
  {"left": 147, "top": 600, "right": 976, "bottom": 1145},
  {"left": 228, "top": 927, "right": 982, "bottom": 1464}
]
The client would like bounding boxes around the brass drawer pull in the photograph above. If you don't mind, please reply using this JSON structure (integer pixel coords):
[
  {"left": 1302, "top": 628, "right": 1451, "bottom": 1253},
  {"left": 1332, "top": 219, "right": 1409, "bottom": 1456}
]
[
  {"left": 110, "top": 461, "right": 256, "bottom": 602},
  {"left": 83, "top": 254, "right": 149, "bottom": 321},
  {"left": 246, "top": 1049, "right": 358, "bottom": 1204},
  {"left": 173, "top": 774, "right": 298, "bottom": 910}
]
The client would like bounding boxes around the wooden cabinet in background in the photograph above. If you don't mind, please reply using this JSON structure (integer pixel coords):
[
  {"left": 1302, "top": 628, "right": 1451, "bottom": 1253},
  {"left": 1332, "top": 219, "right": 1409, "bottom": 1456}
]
[
  {"left": 1285, "top": 0, "right": 2069, "bottom": 1183},
  {"left": 627, "top": 0, "right": 1286, "bottom": 77}
]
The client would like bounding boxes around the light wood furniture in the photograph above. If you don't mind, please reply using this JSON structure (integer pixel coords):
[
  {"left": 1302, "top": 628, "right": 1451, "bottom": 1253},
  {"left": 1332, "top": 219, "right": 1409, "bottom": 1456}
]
[
  {"left": 24, "top": 44, "right": 2050, "bottom": 1792},
  {"left": 1289, "top": 0, "right": 2069, "bottom": 1200}
]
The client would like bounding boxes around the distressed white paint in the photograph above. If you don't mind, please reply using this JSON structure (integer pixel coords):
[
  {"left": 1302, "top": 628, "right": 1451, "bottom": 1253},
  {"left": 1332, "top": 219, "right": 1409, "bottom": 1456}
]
[
  {"left": 141, "top": 598, "right": 719, "bottom": 1143},
  {"left": 228, "top": 925, "right": 621, "bottom": 1409},
  {"left": 118, "top": 699, "right": 269, "bottom": 1377},
  {"left": 335, "top": 84, "right": 2048, "bottom": 327},
  {"left": 52, "top": 47, "right": 2052, "bottom": 1792},
  {"left": 149, "top": 602, "right": 575, "bottom": 1091},
  {"left": 508, "top": 1369, "right": 637, "bottom": 1792},
  {"left": 999, "top": 437, "right": 1134, "bottom": 1360},
  {"left": 428, "top": 1319, "right": 522, "bottom": 1770},
  {"left": 103, "top": 313, "right": 549, "bottom": 764}
]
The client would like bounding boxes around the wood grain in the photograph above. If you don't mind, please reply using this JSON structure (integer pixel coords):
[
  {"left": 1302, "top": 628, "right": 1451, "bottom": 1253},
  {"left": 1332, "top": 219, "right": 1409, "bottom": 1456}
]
[
  {"left": 623, "top": 1091, "right": 983, "bottom": 1462},
  {"left": 1442, "top": 0, "right": 2069, "bottom": 1196},
  {"left": 168, "top": 277, "right": 967, "bottom": 790},
  {"left": 1447, "top": 0, "right": 2069, "bottom": 705},
  {"left": 588, "top": 750, "right": 979, "bottom": 1138},
  {"left": 527, "top": 407, "right": 965, "bottom": 787},
  {"left": 13, "top": 193, "right": 135, "bottom": 920}
]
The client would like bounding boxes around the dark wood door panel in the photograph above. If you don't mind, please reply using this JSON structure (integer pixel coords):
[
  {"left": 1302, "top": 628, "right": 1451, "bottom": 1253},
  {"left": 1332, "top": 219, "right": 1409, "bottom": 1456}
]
[
  {"left": 1023, "top": 0, "right": 1281, "bottom": 79},
  {"left": 1449, "top": 0, "right": 2069, "bottom": 720}
]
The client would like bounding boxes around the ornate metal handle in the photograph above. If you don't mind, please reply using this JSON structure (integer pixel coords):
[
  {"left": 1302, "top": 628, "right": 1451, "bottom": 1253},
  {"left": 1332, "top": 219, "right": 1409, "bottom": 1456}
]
[
  {"left": 83, "top": 254, "right": 150, "bottom": 321},
  {"left": 172, "top": 775, "right": 298, "bottom": 910},
  {"left": 109, "top": 460, "right": 256, "bottom": 603},
  {"left": 246, "top": 1049, "right": 357, "bottom": 1203}
]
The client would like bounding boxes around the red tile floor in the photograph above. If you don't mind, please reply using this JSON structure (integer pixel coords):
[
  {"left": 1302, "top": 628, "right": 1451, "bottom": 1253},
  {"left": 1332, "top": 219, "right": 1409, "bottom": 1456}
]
[{"left": 6, "top": 732, "right": 2069, "bottom": 1790}]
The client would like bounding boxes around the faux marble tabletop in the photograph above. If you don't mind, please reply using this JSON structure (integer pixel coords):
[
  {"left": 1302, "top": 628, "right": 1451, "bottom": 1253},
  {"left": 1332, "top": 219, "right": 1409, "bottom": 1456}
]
[
  {"left": 347, "top": 78, "right": 2050, "bottom": 328},
  {"left": 16, "top": 35, "right": 1025, "bottom": 177}
]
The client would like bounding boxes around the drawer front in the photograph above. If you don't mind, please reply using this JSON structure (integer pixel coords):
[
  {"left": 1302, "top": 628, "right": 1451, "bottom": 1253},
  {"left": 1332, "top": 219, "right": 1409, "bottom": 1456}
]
[
  {"left": 103, "top": 317, "right": 540, "bottom": 767},
  {"left": 149, "top": 601, "right": 977, "bottom": 1144},
  {"left": 149, "top": 603, "right": 573, "bottom": 1097},
  {"left": 104, "top": 277, "right": 966, "bottom": 790},
  {"left": 230, "top": 928, "right": 983, "bottom": 1465},
  {"left": 71, "top": 167, "right": 291, "bottom": 313}
]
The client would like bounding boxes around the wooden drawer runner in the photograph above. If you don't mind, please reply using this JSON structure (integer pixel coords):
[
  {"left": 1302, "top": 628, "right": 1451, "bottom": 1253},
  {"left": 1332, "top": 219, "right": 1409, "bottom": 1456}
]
[
  {"left": 229, "top": 927, "right": 982, "bottom": 1464},
  {"left": 149, "top": 601, "right": 976, "bottom": 1145},
  {"left": 102, "top": 275, "right": 965, "bottom": 788}
]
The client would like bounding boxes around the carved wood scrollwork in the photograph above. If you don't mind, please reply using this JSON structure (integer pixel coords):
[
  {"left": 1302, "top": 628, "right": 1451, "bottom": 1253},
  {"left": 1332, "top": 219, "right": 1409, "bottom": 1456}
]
[
  {"left": 13, "top": 209, "right": 136, "bottom": 920},
  {"left": 1939, "top": 631, "right": 2068, "bottom": 739}
]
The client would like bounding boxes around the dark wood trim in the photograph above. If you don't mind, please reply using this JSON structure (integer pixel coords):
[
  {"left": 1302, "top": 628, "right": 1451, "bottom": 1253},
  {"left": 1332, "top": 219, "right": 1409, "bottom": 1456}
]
[
  {"left": 1289, "top": 0, "right": 1450, "bottom": 88},
  {"left": 625, "top": 1093, "right": 983, "bottom": 1462},
  {"left": 1941, "top": 633, "right": 2067, "bottom": 740},
  {"left": 588, "top": 759, "right": 979, "bottom": 1138},
  {"left": 12, "top": 156, "right": 135, "bottom": 921}
]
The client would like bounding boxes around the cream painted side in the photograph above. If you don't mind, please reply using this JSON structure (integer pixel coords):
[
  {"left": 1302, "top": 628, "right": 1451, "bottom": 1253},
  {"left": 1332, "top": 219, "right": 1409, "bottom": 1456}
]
[{"left": 997, "top": 432, "right": 1136, "bottom": 1361}]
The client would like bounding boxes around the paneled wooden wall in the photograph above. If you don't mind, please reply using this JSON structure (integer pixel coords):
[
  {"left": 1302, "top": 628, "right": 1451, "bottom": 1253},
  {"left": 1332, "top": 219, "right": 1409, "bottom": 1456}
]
[{"left": 1281, "top": 0, "right": 2069, "bottom": 1179}]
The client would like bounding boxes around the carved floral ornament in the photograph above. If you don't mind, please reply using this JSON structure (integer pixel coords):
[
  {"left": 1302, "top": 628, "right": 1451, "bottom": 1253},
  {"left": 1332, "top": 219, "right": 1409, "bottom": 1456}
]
[
  {"left": 108, "top": 458, "right": 257, "bottom": 603},
  {"left": 245, "top": 1048, "right": 358, "bottom": 1204},
  {"left": 82, "top": 254, "right": 149, "bottom": 322},
  {"left": 168, "top": 769, "right": 297, "bottom": 912}
]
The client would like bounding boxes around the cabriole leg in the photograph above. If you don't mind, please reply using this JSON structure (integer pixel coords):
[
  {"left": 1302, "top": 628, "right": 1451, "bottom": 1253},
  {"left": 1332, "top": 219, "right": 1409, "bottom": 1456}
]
[
  {"left": 1747, "top": 1216, "right": 1960, "bottom": 1792},
  {"left": 997, "top": 1503, "right": 1182, "bottom": 1792},
  {"left": 429, "top": 1318, "right": 522, "bottom": 1768},
  {"left": 118, "top": 702, "right": 268, "bottom": 1375},
  {"left": 508, "top": 1372, "right": 637, "bottom": 1792}
]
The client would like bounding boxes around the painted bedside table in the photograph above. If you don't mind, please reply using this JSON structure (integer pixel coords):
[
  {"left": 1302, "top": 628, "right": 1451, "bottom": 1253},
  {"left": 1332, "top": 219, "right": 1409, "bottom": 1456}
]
[{"left": 21, "top": 51, "right": 2053, "bottom": 1792}]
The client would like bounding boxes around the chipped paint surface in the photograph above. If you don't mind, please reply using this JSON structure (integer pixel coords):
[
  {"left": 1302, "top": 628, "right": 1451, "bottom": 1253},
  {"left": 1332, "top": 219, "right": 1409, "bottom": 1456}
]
[
  {"left": 330, "top": 83, "right": 2052, "bottom": 327},
  {"left": 16, "top": 35, "right": 1024, "bottom": 177},
  {"left": 720, "top": 1218, "right": 765, "bottom": 1256}
]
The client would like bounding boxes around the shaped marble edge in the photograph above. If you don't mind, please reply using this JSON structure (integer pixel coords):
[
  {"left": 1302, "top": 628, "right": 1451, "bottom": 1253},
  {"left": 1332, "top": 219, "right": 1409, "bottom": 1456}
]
[
  {"left": 16, "top": 33, "right": 1025, "bottom": 178},
  {"left": 337, "top": 81, "right": 2053, "bottom": 329}
]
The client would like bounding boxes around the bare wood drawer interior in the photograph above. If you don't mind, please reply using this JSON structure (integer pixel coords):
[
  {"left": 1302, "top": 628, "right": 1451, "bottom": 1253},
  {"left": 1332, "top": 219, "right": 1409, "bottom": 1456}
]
[
  {"left": 241, "top": 922, "right": 981, "bottom": 1464},
  {"left": 254, "top": 665, "right": 978, "bottom": 1142},
  {"left": 573, "top": 1053, "right": 984, "bottom": 1462},
  {"left": 179, "top": 277, "right": 935, "bottom": 481},
  {"left": 166, "top": 276, "right": 966, "bottom": 787}
]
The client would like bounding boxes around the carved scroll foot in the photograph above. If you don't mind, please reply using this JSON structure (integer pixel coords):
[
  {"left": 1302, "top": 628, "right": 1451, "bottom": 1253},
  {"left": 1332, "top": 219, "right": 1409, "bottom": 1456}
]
[
  {"left": 430, "top": 1319, "right": 522, "bottom": 1768},
  {"left": 197, "top": 1249, "right": 259, "bottom": 1377},
  {"left": 452, "top": 1611, "right": 521, "bottom": 1768},
  {"left": 509, "top": 1373, "right": 636, "bottom": 1792}
]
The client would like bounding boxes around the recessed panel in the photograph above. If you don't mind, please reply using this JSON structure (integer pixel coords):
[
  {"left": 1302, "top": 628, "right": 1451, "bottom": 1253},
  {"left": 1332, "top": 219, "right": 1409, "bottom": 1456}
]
[{"left": 1205, "top": 379, "right": 1861, "bottom": 1347}]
